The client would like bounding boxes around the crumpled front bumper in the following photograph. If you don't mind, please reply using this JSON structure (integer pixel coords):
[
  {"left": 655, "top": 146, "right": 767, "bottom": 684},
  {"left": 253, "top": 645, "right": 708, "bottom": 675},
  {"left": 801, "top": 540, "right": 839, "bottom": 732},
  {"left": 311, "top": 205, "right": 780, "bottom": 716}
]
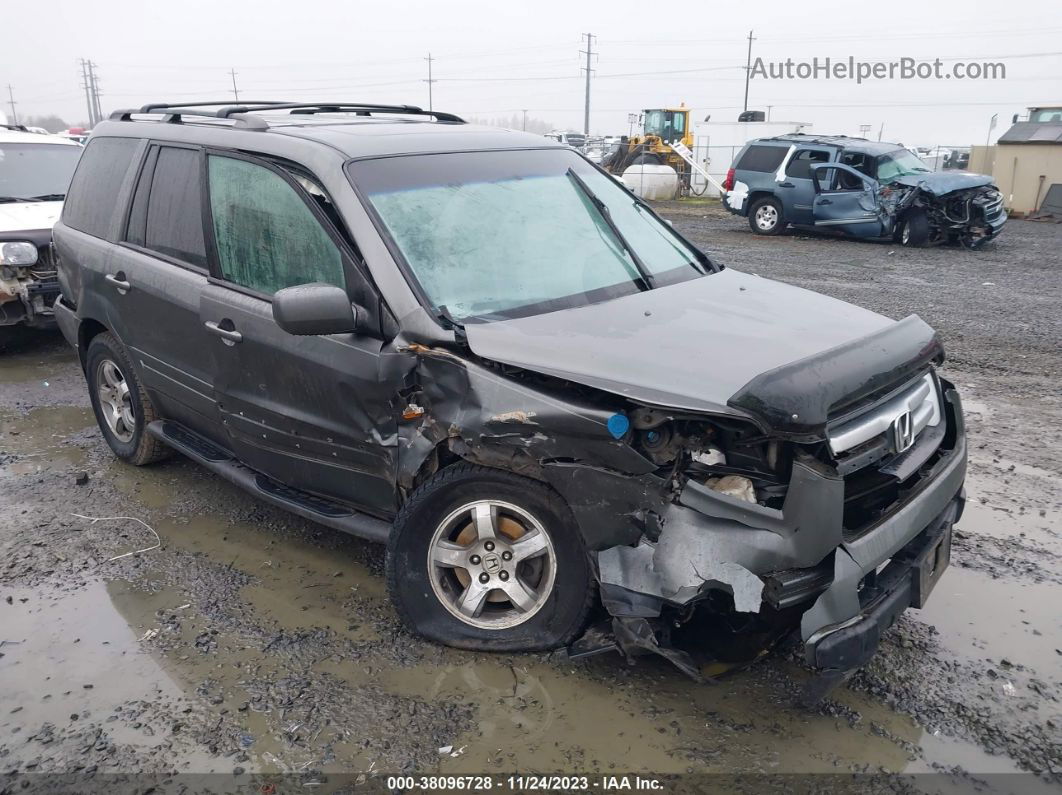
[{"left": 596, "top": 385, "right": 966, "bottom": 675}]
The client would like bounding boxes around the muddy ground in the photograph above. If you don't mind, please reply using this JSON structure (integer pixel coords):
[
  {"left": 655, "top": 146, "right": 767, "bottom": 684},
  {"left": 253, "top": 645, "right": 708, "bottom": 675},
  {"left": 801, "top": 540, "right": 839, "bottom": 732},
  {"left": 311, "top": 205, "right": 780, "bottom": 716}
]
[{"left": 0, "top": 206, "right": 1059, "bottom": 791}]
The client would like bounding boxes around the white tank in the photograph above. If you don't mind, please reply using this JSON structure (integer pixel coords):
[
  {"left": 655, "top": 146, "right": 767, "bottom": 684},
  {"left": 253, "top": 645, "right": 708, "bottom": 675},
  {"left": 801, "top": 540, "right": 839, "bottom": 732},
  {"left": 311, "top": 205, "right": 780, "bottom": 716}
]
[{"left": 620, "top": 165, "right": 679, "bottom": 200}]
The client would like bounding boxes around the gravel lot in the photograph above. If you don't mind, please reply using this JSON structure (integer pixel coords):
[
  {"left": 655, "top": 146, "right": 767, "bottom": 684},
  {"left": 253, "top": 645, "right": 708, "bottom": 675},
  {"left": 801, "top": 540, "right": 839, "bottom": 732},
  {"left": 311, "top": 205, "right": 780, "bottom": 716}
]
[{"left": 0, "top": 205, "right": 1059, "bottom": 790}]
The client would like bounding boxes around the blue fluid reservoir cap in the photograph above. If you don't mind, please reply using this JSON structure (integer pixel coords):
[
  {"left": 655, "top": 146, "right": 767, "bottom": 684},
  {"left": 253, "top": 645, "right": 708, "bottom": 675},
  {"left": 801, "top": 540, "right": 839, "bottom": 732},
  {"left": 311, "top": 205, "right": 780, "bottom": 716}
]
[{"left": 607, "top": 413, "right": 630, "bottom": 439}]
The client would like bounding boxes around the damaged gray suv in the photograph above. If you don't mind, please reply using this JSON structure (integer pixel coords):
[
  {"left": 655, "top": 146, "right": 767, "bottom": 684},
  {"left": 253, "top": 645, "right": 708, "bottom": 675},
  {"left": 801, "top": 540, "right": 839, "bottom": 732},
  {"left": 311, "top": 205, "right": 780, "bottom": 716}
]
[{"left": 53, "top": 102, "right": 966, "bottom": 698}]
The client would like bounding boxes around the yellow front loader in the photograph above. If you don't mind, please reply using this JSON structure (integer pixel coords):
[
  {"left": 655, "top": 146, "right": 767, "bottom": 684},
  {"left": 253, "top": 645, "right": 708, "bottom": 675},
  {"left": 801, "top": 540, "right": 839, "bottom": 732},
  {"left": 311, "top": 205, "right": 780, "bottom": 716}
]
[{"left": 605, "top": 105, "right": 694, "bottom": 184}]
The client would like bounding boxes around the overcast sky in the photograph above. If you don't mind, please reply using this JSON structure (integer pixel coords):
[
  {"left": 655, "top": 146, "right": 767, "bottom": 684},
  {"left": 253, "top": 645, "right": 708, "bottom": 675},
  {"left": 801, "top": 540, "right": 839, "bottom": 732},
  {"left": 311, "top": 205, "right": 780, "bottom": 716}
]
[{"left": 4, "top": 0, "right": 1061, "bottom": 146}]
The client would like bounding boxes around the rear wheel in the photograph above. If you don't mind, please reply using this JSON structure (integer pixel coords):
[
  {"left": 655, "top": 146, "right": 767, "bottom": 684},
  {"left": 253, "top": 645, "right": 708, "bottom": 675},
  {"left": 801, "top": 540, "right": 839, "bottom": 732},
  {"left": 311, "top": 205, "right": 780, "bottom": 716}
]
[
  {"left": 748, "top": 197, "right": 785, "bottom": 235},
  {"left": 386, "top": 464, "right": 593, "bottom": 651},
  {"left": 85, "top": 332, "right": 170, "bottom": 466}
]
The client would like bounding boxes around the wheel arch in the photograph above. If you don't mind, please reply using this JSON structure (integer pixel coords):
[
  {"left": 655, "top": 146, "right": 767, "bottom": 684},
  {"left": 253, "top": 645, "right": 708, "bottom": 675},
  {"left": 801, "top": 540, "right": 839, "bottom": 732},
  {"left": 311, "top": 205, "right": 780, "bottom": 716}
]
[{"left": 77, "top": 317, "right": 110, "bottom": 371}]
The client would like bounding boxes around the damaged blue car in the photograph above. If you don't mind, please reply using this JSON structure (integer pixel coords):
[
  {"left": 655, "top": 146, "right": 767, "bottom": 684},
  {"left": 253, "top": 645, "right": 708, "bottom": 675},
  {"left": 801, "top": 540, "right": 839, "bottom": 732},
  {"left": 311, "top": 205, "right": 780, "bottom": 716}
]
[{"left": 722, "top": 134, "right": 1006, "bottom": 248}]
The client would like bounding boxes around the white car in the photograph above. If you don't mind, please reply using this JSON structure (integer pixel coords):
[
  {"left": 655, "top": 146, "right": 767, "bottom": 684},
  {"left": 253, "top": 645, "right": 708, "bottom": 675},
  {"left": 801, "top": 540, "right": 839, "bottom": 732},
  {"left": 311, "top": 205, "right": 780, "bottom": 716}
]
[{"left": 0, "top": 126, "right": 83, "bottom": 331}]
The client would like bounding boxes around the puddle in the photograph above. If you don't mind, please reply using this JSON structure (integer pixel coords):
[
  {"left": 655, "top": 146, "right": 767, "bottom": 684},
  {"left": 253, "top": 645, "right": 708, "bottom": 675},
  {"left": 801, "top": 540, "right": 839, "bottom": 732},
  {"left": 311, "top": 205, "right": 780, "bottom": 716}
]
[
  {"left": 911, "top": 565, "right": 1060, "bottom": 672},
  {"left": 104, "top": 458, "right": 189, "bottom": 510},
  {"left": 0, "top": 580, "right": 228, "bottom": 772},
  {"left": 157, "top": 514, "right": 386, "bottom": 603},
  {"left": 0, "top": 344, "right": 77, "bottom": 385},
  {"left": 0, "top": 406, "right": 92, "bottom": 475}
]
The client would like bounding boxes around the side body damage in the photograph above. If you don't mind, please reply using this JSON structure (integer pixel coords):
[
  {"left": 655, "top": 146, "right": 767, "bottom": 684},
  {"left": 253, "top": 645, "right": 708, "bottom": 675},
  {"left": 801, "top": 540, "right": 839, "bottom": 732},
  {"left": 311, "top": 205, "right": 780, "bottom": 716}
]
[{"left": 810, "top": 162, "right": 1007, "bottom": 248}]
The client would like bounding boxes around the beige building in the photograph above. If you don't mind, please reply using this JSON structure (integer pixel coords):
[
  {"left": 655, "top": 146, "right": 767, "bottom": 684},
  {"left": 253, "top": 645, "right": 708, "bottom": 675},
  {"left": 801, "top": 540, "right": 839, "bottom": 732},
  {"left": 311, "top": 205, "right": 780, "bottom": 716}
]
[{"left": 974, "top": 107, "right": 1062, "bottom": 216}]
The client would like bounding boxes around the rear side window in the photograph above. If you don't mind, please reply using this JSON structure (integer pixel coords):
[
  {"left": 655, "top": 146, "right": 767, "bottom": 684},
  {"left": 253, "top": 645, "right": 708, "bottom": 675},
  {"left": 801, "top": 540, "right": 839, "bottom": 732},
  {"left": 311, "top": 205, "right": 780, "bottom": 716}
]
[
  {"left": 784, "top": 149, "right": 830, "bottom": 179},
  {"left": 206, "top": 156, "right": 345, "bottom": 296},
  {"left": 735, "top": 144, "right": 788, "bottom": 173},
  {"left": 129, "top": 146, "right": 208, "bottom": 268},
  {"left": 62, "top": 137, "right": 140, "bottom": 238}
]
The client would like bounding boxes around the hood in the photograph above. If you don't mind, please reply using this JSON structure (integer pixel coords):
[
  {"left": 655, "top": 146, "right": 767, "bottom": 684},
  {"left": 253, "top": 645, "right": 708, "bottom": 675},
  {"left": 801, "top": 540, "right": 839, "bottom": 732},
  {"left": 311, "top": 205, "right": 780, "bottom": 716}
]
[
  {"left": 0, "top": 201, "right": 62, "bottom": 234},
  {"left": 464, "top": 268, "right": 897, "bottom": 417},
  {"left": 891, "top": 171, "right": 993, "bottom": 195}
]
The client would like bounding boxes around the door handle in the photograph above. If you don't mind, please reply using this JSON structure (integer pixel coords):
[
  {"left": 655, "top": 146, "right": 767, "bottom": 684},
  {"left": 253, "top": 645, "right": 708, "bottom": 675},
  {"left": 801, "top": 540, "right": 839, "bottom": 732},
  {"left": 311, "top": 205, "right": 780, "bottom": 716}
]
[
  {"left": 204, "top": 320, "right": 243, "bottom": 344},
  {"left": 105, "top": 273, "right": 131, "bottom": 293},
  {"left": 778, "top": 181, "right": 795, "bottom": 188},
  {"left": 818, "top": 198, "right": 833, "bottom": 205}
]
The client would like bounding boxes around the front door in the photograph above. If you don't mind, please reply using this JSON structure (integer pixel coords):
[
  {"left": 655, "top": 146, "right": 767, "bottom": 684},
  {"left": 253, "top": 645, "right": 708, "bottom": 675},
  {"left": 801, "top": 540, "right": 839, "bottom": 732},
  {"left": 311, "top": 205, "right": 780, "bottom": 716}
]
[
  {"left": 776, "top": 147, "right": 831, "bottom": 225},
  {"left": 810, "top": 162, "right": 886, "bottom": 239},
  {"left": 198, "top": 152, "right": 398, "bottom": 516}
]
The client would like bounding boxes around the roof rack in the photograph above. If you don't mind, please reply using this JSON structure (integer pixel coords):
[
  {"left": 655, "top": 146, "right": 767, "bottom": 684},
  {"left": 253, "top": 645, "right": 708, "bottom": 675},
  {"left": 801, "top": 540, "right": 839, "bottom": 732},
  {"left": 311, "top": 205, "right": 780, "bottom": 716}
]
[
  {"left": 0, "top": 123, "right": 31, "bottom": 132},
  {"left": 108, "top": 101, "right": 465, "bottom": 129}
]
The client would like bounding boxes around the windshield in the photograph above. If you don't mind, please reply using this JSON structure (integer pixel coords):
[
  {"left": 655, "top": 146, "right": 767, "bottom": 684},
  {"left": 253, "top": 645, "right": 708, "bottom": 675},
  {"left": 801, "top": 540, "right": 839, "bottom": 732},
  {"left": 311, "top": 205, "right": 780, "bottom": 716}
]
[
  {"left": 875, "top": 149, "right": 931, "bottom": 184},
  {"left": 348, "top": 149, "right": 706, "bottom": 322},
  {"left": 0, "top": 142, "right": 82, "bottom": 201}
]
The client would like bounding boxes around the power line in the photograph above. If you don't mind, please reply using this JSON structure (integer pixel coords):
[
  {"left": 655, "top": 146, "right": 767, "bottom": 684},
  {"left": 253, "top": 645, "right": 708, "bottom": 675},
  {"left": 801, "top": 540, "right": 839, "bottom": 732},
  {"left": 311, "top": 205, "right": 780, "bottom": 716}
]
[
  {"left": 5, "top": 85, "right": 18, "bottom": 125},
  {"left": 79, "top": 59, "right": 96, "bottom": 125},
  {"left": 743, "top": 30, "right": 756, "bottom": 113},
  {"left": 580, "top": 33, "right": 595, "bottom": 135},
  {"left": 424, "top": 53, "right": 436, "bottom": 112},
  {"left": 89, "top": 61, "right": 103, "bottom": 123}
]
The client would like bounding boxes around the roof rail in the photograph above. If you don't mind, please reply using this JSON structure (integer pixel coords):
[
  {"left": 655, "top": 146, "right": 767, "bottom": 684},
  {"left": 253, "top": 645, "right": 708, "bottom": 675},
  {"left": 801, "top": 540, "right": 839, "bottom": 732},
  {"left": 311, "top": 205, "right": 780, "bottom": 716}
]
[
  {"left": 107, "top": 101, "right": 465, "bottom": 128},
  {"left": 0, "top": 123, "right": 31, "bottom": 132}
]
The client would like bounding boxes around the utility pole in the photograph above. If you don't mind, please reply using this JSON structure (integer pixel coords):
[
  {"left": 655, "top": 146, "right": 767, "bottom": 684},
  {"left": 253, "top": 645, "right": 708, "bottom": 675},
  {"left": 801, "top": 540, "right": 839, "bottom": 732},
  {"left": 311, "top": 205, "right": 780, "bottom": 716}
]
[
  {"left": 424, "top": 53, "right": 435, "bottom": 112},
  {"left": 742, "top": 30, "right": 756, "bottom": 113},
  {"left": 79, "top": 59, "right": 96, "bottom": 126},
  {"left": 89, "top": 61, "right": 103, "bottom": 124},
  {"left": 580, "top": 33, "right": 596, "bottom": 136},
  {"left": 229, "top": 68, "right": 240, "bottom": 102},
  {"left": 5, "top": 85, "right": 18, "bottom": 125}
]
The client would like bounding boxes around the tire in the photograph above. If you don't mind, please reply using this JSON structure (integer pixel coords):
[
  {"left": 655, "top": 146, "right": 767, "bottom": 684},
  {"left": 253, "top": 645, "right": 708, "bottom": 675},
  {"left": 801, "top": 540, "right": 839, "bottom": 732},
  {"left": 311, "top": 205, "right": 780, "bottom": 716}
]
[
  {"left": 748, "top": 197, "right": 785, "bottom": 235},
  {"left": 898, "top": 209, "right": 930, "bottom": 247},
  {"left": 386, "top": 463, "right": 594, "bottom": 651},
  {"left": 85, "top": 331, "right": 170, "bottom": 466}
]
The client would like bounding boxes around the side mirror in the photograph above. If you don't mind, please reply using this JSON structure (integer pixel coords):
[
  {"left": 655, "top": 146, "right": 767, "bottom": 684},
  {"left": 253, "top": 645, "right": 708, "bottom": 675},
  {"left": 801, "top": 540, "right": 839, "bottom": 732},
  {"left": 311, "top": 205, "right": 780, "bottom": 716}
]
[{"left": 272, "top": 282, "right": 356, "bottom": 336}]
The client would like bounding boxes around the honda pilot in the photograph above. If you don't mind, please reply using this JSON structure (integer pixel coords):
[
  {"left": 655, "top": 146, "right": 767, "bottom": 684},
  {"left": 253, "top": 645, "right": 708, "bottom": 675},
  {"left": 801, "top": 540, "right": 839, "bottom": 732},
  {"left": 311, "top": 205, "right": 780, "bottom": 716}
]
[{"left": 53, "top": 102, "right": 967, "bottom": 699}]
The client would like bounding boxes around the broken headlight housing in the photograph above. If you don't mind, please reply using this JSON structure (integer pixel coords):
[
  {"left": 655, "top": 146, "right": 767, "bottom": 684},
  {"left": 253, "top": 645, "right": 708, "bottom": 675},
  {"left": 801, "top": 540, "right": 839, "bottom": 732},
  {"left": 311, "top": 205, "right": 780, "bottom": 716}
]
[
  {"left": 0, "top": 241, "right": 38, "bottom": 267},
  {"left": 626, "top": 406, "right": 790, "bottom": 508}
]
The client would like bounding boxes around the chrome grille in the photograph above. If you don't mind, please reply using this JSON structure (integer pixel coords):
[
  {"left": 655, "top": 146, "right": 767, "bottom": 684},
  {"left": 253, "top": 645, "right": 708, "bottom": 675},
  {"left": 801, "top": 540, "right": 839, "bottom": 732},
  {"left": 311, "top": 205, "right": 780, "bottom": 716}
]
[{"left": 828, "top": 373, "right": 941, "bottom": 458}]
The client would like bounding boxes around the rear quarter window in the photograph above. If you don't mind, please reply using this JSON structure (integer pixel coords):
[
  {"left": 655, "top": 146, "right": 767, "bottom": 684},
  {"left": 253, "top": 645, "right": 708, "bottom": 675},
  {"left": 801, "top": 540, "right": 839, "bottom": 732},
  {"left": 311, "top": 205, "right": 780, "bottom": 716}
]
[
  {"left": 62, "top": 137, "right": 140, "bottom": 239},
  {"left": 735, "top": 144, "right": 788, "bottom": 173}
]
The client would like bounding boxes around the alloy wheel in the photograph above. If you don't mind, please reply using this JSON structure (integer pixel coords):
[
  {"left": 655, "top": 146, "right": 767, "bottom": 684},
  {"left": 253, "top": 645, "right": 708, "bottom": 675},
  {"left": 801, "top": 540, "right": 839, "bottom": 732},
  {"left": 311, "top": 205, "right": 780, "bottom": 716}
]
[
  {"left": 96, "top": 359, "right": 135, "bottom": 443},
  {"left": 427, "top": 500, "right": 556, "bottom": 629}
]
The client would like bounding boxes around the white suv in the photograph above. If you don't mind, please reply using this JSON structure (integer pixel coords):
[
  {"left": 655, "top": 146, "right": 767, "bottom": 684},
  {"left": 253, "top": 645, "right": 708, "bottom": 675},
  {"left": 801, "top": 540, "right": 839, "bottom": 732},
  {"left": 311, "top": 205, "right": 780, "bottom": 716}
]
[{"left": 0, "top": 125, "right": 83, "bottom": 332}]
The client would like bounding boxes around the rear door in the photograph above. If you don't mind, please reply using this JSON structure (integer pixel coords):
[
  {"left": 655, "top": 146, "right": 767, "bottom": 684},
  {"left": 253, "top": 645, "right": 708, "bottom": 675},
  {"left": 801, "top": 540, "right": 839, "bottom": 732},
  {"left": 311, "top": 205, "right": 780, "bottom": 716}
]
[
  {"left": 112, "top": 143, "right": 224, "bottom": 441},
  {"left": 810, "top": 162, "right": 886, "bottom": 238},
  {"left": 777, "top": 147, "right": 831, "bottom": 225},
  {"left": 198, "top": 151, "right": 398, "bottom": 515}
]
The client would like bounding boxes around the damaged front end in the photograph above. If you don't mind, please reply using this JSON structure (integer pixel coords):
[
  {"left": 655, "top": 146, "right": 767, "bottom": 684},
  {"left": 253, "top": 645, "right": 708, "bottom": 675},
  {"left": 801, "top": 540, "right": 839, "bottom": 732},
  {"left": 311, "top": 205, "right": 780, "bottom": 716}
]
[
  {"left": 0, "top": 236, "right": 60, "bottom": 328},
  {"left": 397, "top": 296, "right": 966, "bottom": 701},
  {"left": 882, "top": 176, "right": 1007, "bottom": 248}
]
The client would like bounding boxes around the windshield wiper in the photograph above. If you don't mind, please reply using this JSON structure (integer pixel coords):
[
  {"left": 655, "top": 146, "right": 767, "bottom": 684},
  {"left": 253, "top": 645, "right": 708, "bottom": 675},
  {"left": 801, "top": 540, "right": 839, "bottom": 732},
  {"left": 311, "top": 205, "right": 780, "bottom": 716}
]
[
  {"left": 566, "top": 168, "right": 654, "bottom": 290},
  {"left": 28, "top": 193, "right": 65, "bottom": 201},
  {"left": 0, "top": 196, "right": 40, "bottom": 203}
]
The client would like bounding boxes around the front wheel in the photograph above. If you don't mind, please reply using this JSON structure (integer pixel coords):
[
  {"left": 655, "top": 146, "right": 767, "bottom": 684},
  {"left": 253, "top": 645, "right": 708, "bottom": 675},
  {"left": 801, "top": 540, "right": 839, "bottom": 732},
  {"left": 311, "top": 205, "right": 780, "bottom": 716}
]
[
  {"left": 898, "top": 209, "right": 930, "bottom": 247},
  {"left": 748, "top": 197, "right": 786, "bottom": 235},
  {"left": 386, "top": 464, "right": 594, "bottom": 651}
]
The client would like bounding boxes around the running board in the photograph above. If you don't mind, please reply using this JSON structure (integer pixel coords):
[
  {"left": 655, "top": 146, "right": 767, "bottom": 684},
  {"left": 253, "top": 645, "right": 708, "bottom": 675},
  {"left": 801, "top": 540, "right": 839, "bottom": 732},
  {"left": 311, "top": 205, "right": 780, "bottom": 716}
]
[{"left": 147, "top": 420, "right": 391, "bottom": 544}]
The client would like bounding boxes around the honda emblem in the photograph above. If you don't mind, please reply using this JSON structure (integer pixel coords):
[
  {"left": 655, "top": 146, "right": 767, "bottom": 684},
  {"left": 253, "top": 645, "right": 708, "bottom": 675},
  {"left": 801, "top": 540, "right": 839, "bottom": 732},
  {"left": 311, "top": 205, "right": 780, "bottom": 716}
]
[{"left": 892, "top": 410, "right": 915, "bottom": 453}]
